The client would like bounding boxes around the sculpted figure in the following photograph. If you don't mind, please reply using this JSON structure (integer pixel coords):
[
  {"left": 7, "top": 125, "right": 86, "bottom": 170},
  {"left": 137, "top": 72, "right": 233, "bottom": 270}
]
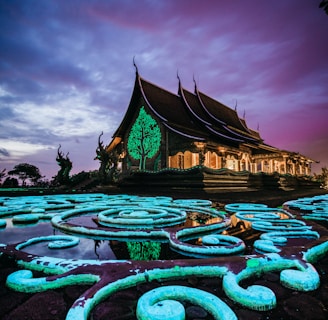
[
  {"left": 55, "top": 145, "right": 72, "bottom": 185},
  {"left": 95, "top": 132, "right": 120, "bottom": 183}
]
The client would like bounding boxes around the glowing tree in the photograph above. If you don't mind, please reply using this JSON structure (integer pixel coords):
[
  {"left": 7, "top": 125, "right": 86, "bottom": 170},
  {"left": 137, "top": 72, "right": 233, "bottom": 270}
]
[{"left": 127, "top": 106, "right": 161, "bottom": 170}]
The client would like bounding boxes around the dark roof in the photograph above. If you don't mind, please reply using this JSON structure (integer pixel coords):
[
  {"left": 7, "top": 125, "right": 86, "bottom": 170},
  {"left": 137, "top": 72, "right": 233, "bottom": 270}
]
[
  {"left": 140, "top": 78, "right": 209, "bottom": 140},
  {"left": 140, "top": 74, "right": 264, "bottom": 144},
  {"left": 111, "top": 72, "right": 270, "bottom": 148},
  {"left": 107, "top": 71, "right": 317, "bottom": 162}
]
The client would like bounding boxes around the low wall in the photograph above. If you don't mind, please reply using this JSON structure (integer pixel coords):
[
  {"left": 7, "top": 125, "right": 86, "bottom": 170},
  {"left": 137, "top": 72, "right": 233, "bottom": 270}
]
[{"left": 118, "top": 167, "right": 321, "bottom": 192}]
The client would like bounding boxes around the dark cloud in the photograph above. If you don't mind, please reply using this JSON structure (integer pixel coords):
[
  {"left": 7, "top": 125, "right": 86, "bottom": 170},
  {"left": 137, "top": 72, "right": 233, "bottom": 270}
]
[{"left": 0, "top": 148, "right": 10, "bottom": 157}]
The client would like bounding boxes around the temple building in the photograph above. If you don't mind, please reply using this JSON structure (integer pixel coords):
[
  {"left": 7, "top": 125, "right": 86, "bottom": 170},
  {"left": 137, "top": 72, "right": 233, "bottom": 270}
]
[{"left": 107, "top": 69, "right": 313, "bottom": 177}]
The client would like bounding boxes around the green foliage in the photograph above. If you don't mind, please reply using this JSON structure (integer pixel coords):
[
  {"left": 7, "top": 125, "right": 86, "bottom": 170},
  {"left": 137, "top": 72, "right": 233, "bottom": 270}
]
[
  {"left": 2, "top": 177, "right": 19, "bottom": 188},
  {"left": 70, "top": 171, "right": 91, "bottom": 185},
  {"left": 127, "top": 106, "right": 161, "bottom": 170},
  {"left": 0, "top": 168, "right": 6, "bottom": 184},
  {"left": 126, "top": 241, "right": 161, "bottom": 260},
  {"left": 8, "top": 163, "right": 42, "bottom": 186}
]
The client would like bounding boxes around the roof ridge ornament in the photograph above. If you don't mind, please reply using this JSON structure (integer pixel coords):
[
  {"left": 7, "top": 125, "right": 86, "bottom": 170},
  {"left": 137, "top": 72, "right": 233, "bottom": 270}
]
[
  {"left": 193, "top": 74, "right": 198, "bottom": 93},
  {"left": 176, "top": 69, "right": 181, "bottom": 83},
  {"left": 133, "top": 56, "right": 139, "bottom": 74}
]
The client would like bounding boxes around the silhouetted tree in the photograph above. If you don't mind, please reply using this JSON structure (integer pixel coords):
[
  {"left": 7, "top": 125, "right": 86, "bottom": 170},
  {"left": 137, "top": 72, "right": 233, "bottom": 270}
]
[
  {"left": 0, "top": 168, "right": 6, "bottom": 185},
  {"left": 314, "top": 166, "right": 328, "bottom": 189},
  {"left": 2, "top": 177, "right": 19, "bottom": 188},
  {"left": 8, "top": 163, "right": 42, "bottom": 186}
]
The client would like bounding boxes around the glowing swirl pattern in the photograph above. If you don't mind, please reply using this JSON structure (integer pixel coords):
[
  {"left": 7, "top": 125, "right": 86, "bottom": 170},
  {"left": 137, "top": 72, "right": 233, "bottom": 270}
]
[
  {"left": 15, "top": 235, "right": 80, "bottom": 250},
  {"left": 136, "top": 285, "right": 237, "bottom": 320},
  {"left": 50, "top": 197, "right": 236, "bottom": 258},
  {"left": 0, "top": 193, "right": 327, "bottom": 319},
  {"left": 284, "top": 194, "right": 328, "bottom": 222},
  {"left": 222, "top": 254, "right": 321, "bottom": 311},
  {"left": 97, "top": 206, "right": 186, "bottom": 228},
  {"left": 227, "top": 203, "right": 321, "bottom": 254},
  {"left": 170, "top": 233, "right": 245, "bottom": 258}
]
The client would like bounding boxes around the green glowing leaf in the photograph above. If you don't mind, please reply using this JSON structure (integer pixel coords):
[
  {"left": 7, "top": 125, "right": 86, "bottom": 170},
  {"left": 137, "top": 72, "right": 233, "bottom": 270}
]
[{"left": 127, "top": 106, "right": 161, "bottom": 170}]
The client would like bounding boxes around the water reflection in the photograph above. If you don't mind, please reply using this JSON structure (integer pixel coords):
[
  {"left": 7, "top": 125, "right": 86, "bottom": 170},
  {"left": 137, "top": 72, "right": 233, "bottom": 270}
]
[
  {"left": 0, "top": 220, "right": 117, "bottom": 260},
  {"left": 0, "top": 211, "right": 228, "bottom": 260}
]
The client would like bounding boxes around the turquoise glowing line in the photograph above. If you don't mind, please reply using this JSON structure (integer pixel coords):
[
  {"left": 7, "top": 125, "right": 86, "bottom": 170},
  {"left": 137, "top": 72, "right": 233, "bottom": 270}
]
[
  {"left": 170, "top": 234, "right": 245, "bottom": 258},
  {"left": 222, "top": 254, "right": 320, "bottom": 311},
  {"left": 0, "top": 219, "right": 6, "bottom": 228},
  {"left": 303, "top": 240, "right": 328, "bottom": 263},
  {"left": 260, "top": 230, "right": 320, "bottom": 243},
  {"left": 6, "top": 269, "right": 99, "bottom": 293},
  {"left": 136, "top": 285, "right": 237, "bottom": 320},
  {"left": 15, "top": 235, "right": 80, "bottom": 251},
  {"left": 280, "top": 263, "right": 319, "bottom": 291}
]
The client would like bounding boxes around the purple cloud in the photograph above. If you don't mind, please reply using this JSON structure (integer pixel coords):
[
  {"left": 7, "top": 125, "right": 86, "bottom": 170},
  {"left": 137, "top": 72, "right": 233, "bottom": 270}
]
[{"left": 0, "top": 0, "right": 327, "bottom": 178}]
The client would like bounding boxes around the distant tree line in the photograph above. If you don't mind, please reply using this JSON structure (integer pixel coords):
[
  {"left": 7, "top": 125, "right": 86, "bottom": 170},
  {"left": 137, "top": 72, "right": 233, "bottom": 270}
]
[{"left": 0, "top": 132, "right": 120, "bottom": 189}]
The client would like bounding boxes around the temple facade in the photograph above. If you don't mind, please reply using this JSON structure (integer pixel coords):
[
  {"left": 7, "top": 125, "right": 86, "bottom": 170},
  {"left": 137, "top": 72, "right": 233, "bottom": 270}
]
[{"left": 107, "top": 70, "right": 313, "bottom": 176}]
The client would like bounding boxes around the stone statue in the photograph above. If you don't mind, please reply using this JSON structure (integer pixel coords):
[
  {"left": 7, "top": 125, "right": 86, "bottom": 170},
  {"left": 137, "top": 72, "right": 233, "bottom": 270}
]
[
  {"left": 55, "top": 145, "right": 72, "bottom": 185},
  {"left": 95, "top": 132, "right": 111, "bottom": 183},
  {"left": 95, "top": 132, "right": 120, "bottom": 183}
]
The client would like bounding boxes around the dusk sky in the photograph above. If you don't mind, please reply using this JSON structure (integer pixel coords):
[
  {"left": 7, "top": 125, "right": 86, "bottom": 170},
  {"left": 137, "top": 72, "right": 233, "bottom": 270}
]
[{"left": 1, "top": 0, "right": 328, "bottom": 180}]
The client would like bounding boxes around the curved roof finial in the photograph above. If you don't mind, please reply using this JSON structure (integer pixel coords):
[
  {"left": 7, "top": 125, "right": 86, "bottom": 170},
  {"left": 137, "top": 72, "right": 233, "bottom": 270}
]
[
  {"left": 234, "top": 99, "right": 238, "bottom": 111},
  {"left": 133, "top": 56, "right": 139, "bottom": 74},
  {"left": 193, "top": 73, "right": 198, "bottom": 92},
  {"left": 176, "top": 69, "right": 181, "bottom": 82}
]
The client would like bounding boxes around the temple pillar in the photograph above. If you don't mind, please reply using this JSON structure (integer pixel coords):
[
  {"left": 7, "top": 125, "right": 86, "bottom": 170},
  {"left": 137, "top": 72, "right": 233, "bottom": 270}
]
[
  {"left": 192, "top": 153, "right": 198, "bottom": 167},
  {"left": 292, "top": 163, "right": 296, "bottom": 175}
]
